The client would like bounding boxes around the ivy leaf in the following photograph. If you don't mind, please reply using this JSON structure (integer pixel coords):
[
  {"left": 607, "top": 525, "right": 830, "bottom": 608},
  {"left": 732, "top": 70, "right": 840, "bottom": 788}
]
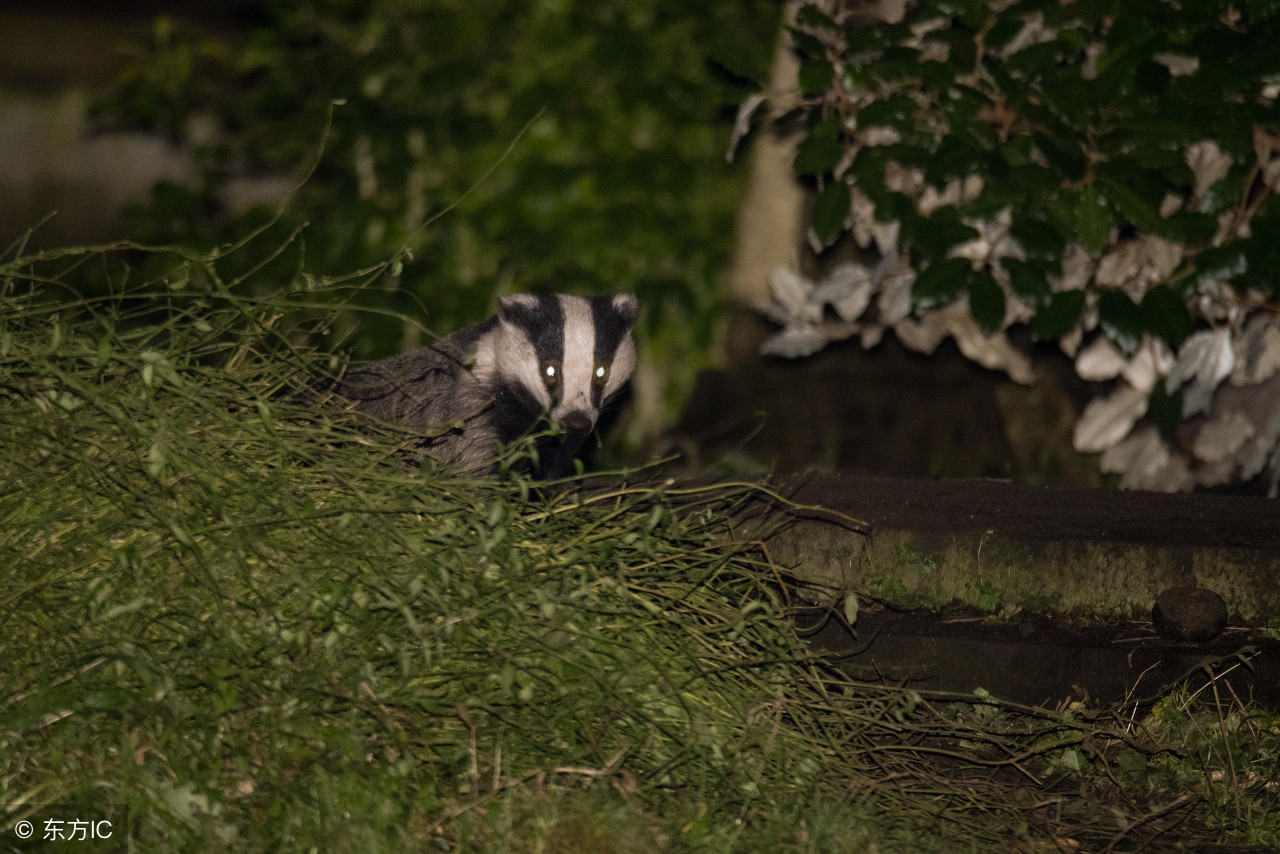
[
  {"left": 795, "top": 3, "right": 838, "bottom": 30},
  {"left": 1072, "top": 187, "right": 1114, "bottom": 255},
  {"left": 708, "top": 37, "right": 770, "bottom": 85},
  {"left": 811, "top": 181, "right": 851, "bottom": 248},
  {"left": 1074, "top": 384, "right": 1150, "bottom": 454},
  {"left": 794, "top": 117, "right": 843, "bottom": 175},
  {"left": 1135, "top": 60, "right": 1172, "bottom": 96},
  {"left": 909, "top": 206, "right": 980, "bottom": 263},
  {"left": 857, "top": 94, "right": 917, "bottom": 131},
  {"left": 1004, "top": 258, "right": 1051, "bottom": 309},
  {"left": 1194, "top": 244, "right": 1247, "bottom": 285},
  {"left": 1031, "top": 289, "right": 1086, "bottom": 341},
  {"left": 799, "top": 57, "right": 834, "bottom": 96},
  {"left": 1011, "top": 219, "right": 1066, "bottom": 269},
  {"left": 985, "top": 15, "right": 1025, "bottom": 50},
  {"left": 1199, "top": 173, "right": 1244, "bottom": 215},
  {"left": 1097, "top": 290, "right": 1144, "bottom": 357},
  {"left": 912, "top": 257, "right": 971, "bottom": 310},
  {"left": 1146, "top": 380, "right": 1183, "bottom": 443},
  {"left": 968, "top": 271, "right": 1006, "bottom": 334},
  {"left": 1140, "top": 284, "right": 1192, "bottom": 349},
  {"left": 1163, "top": 212, "right": 1217, "bottom": 246},
  {"left": 788, "top": 27, "right": 825, "bottom": 59},
  {"left": 1241, "top": 196, "right": 1280, "bottom": 297},
  {"left": 1099, "top": 176, "right": 1165, "bottom": 235}
]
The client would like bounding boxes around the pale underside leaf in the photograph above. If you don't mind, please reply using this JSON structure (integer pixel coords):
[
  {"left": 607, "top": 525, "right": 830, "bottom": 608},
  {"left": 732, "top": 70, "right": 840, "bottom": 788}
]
[
  {"left": 1093, "top": 235, "right": 1182, "bottom": 291},
  {"left": 1099, "top": 425, "right": 1193, "bottom": 492},
  {"left": 813, "top": 263, "right": 874, "bottom": 322},
  {"left": 1230, "top": 316, "right": 1280, "bottom": 386},
  {"left": 1239, "top": 401, "right": 1280, "bottom": 482},
  {"left": 1192, "top": 410, "right": 1256, "bottom": 463},
  {"left": 1073, "top": 382, "right": 1150, "bottom": 453},
  {"left": 768, "top": 267, "right": 820, "bottom": 324},
  {"left": 894, "top": 303, "right": 1034, "bottom": 383},
  {"left": 877, "top": 262, "right": 915, "bottom": 325},
  {"left": 1186, "top": 139, "right": 1233, "bottom": 198},
  {"left": 1122, "top": 335, "right": 1174, "bottom": 394},
  {"left": 760, "top": 326, "right": 828, "bottom": 358},
  {"left": 726, "top": 92, "right": 766, "bottom": 164},
  {"left": 1167, "top": 328, "right": 1234, "bottom": 417},
  {"left": 1075, "top": 335, "right": 1127, "bottom": 382}
]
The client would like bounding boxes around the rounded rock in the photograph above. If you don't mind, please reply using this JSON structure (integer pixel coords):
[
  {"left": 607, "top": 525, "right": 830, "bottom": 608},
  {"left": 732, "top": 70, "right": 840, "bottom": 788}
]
[{"left": 1151, "top": 586, "right": 1228, "bottom": 643}]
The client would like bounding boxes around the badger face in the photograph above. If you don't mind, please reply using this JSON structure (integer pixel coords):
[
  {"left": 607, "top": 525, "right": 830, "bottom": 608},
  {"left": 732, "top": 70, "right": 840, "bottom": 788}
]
[{"left": 474, "top": 293, "right": 639, "bottom": 469}]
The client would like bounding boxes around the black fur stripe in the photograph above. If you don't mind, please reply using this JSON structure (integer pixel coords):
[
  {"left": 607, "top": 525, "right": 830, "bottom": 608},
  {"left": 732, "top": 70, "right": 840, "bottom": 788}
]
[
  {"left": 500, "top": 294, "right": 565, "bottom": 365},
  {"left": 590, "top": 296, "right": 631, "bottom": 363}
]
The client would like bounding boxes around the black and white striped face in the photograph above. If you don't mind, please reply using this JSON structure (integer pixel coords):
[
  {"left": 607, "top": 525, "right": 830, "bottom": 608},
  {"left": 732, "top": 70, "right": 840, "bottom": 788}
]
[{"left": 475, "top": 293, "right": 639, "bottom": 440}]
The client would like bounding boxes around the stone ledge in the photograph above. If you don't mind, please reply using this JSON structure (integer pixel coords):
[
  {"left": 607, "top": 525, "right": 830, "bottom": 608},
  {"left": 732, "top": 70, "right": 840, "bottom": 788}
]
[{"left": 763, "top": 473, "right": 1280, "bottom": 623}]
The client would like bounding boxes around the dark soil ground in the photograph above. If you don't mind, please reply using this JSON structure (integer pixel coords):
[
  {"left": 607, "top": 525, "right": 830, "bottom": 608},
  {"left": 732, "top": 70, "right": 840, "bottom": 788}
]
[{"left": 776, "top": 471, "right": 1280, "bottom": 554}]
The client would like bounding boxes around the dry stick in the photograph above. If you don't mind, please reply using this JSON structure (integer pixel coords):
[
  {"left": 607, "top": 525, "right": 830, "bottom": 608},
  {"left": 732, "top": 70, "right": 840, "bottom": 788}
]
[{"left": 1102, "top": 792, "right": 1198, "bottom": 854}]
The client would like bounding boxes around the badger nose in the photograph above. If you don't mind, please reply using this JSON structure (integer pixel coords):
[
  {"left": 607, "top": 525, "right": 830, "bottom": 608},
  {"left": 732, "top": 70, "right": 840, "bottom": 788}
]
[{"left": 562, "top": 411, "right": 594, "bottom": 439}]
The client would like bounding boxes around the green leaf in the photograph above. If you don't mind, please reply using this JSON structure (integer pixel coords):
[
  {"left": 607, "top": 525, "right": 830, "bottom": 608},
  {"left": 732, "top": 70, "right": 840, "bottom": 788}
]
[
  {"left": 920, "top": 60, "right": 954, "bottom": 92},
  {"left": 1135, "top": 60, "right": 1172, "bottom": 96},
  {"left": 908, "top": 206, "right": 980, "bottom": 263},
  {"left": 1031, "top": 289, "right": 1086, "bottom": 341},
  {"left": 794, "top": 117, "right": 843, "bottom": 175},
  {"left": 1141, "top": 284, "right": 1192, "bottom": 349},
  {"left": 1070, "top": 187, "right": 1113, "bottom": 255},
  {"left": 708, "top": 37, "right": 771, "bottom": 85},
  {"left": 811, "top": 181, "right": 851, "bottom": 247},
  {"left": 1199, "top": 173, "right": 1244, "bottom": 215},
  {"left": 930, "top": 27, "right": 976, "bottom": 69},
  {"left": 857, "top": 94, "right": 917, "bottom": 130},
  {"left": 1011, "top": 219, "right": 1066, "bottom": 269},
  {"left": 799, "top": 58, "right": 834, "bottom": 96},
  {"left": 1194, "top": 244, "right": 1247, "bottom": 283},
  {"left": 1099, "top": 176, "right": 1164, "bottom": 234},
  {"left": 1147, "top": 380, "right": 1183, "bottom": 443},
  {"left": 1163, "top": 212, "right": 1217, "bottom": 246},
  {"left": 1097, "top": 290, "right": 1144, "bottom": 357},
  {"left": 1241, "top": 195, "right": 1280, "bottom": 297},
  {"left": 875, "top": 46, "right": 924, "bottom": 81},
  {"left": 795, "top": 3, "right": 838, "bottom": 30},
  {"left": 1003, "top": 258, "right": 1051, "bottom": 309},
  {"left": 788, "top": 27, "right": 825, "bottom": 59},
  {"left": 924, "top": 136, "right": 981, "bottom": 185},
  {"left": 1033, "top": 132, "right": 1086, "bottom": 181},
  {"left": 968, "top": 271, "right": 1006, "bottom": 333},
  {"left": 912, "top": 257, "right": 971, "bottom": 310},
  {"left": 874, "top": 191, "right": 916, "bottom": 227},
  {"left": 985, "top": 15, "right": 1027, "bottom": 50}
]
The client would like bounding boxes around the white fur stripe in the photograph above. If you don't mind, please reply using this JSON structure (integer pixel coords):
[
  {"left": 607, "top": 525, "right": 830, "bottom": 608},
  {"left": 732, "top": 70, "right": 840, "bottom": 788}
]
[
  {"left": 605, "top": 335, "right": 636, "bottom": 399},
  {"left": 489, "top": 321, "right": 552, "bottom": 411},
  {"left": 553, "top": 295, "right": 596, "bottom": 422}
]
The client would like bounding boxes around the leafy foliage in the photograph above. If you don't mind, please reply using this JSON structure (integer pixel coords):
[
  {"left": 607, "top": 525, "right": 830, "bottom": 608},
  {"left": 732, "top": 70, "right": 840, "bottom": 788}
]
[
  {"left": 3, "top": 241, "right": 1278, "bottom": 849},
  {"left": 754, "top": 0, "right": 1280, "bottom": 493},
  {"left": 95, "top": 0, "right": 782, "bottom": 442}
]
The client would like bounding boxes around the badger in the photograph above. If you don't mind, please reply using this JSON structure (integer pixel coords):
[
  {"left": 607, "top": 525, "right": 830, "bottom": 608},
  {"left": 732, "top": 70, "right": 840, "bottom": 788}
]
[{"left": 336, "top": 293, "right": 639, "bottom": 476}]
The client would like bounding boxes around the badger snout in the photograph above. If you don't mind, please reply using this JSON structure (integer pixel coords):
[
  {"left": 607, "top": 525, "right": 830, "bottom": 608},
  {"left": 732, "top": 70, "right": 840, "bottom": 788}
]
[{"left": 561, "top": 411, "right": 594, "bottom": 439}]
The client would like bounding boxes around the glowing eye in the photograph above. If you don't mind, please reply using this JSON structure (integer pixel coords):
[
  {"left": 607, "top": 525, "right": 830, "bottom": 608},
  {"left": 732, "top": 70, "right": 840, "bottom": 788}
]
[
  {"left": 541, "top": 361, "right": 562, "bottom": 388},
  {"left": 593, "top": 363, "right": 609, "bottom": 385}
]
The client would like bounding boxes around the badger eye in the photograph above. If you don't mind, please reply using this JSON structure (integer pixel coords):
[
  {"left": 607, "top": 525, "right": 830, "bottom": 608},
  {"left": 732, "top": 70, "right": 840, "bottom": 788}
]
[
  {"left": 592, "top": 362, "right": 610, "bottom": 387},
  {"left": 540, "top": 361, "right": 562, "bottom": 389}
]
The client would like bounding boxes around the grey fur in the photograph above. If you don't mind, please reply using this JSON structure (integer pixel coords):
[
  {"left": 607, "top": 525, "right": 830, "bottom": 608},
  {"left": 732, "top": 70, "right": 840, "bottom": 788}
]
[{"left": 336, "top": 293, "right": 639, "bottom": 475}]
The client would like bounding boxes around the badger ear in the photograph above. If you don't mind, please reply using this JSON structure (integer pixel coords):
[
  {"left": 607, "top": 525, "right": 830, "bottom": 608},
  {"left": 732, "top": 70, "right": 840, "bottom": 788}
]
[
  {"left": 611, "top": 293, "right": 639, "bottom": 328},
  {"left": 497, "top": 293, "right": 542, "bottom": 326}
]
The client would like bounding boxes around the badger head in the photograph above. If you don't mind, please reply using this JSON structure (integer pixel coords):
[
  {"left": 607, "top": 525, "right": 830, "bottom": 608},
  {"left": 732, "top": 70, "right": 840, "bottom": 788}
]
[{"left": 474, "top": 293, "right": 639, "bottom": 473}]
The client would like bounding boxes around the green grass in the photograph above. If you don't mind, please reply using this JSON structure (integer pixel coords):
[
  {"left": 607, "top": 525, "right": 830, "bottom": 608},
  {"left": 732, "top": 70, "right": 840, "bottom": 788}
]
[{"left": 2, "top": 242, "right": 1278, "bottom": 851}]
